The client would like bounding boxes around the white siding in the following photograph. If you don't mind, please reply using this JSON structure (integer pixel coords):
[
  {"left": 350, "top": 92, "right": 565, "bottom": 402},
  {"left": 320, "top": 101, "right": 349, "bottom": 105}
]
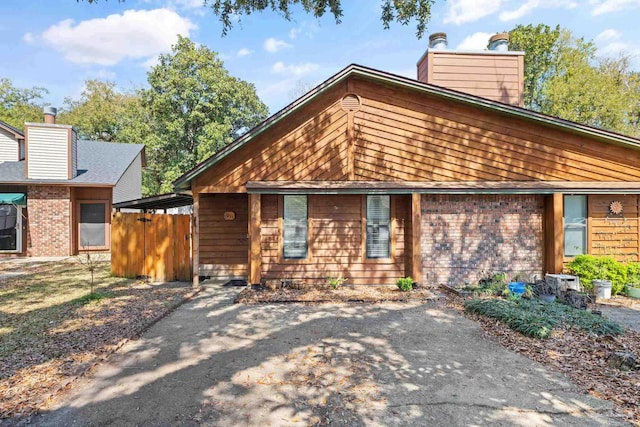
[
  {"left": 26, "top": 126, "right": 69, "bottom": 179},
  {"left": 0, "top": 129, "right": 19, "bottom": 163},
  {"left": 113, "top": 152, "right": 142, "bottom": 204},
  {"left": 71, "top": 129, "right": 78, "bottom": 178}
]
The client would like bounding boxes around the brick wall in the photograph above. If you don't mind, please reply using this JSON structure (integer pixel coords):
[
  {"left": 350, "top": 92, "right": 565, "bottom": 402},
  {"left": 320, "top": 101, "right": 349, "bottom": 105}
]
[
  {"left": 26, "top": 186, "right": 71, "bottom": 257},
  {"left": 421, "top": 194, "right": 544, "bottom": 286}
]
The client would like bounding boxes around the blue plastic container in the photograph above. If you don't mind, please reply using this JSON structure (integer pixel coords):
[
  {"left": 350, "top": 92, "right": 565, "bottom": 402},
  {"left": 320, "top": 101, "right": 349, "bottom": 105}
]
[{"left": 508, "top": 282, "right": 526, "bottom": 296}]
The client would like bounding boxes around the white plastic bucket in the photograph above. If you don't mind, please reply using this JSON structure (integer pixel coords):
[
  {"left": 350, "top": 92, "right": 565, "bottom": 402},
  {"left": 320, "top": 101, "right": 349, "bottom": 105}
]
[{"left": 593, "top": 280, "right": 612, "bottom": 299}]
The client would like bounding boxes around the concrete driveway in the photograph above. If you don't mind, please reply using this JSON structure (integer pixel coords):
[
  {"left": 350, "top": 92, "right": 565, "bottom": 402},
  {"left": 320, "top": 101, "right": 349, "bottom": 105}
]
[{"left": 30, "top": 285, "right": 626, "bottom": 427}]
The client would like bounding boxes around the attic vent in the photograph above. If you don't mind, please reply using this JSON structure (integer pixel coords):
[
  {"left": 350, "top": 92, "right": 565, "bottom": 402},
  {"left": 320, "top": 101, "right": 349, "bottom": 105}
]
[{"left": 341, "top": 94, "right": 361, "bottom": 112}]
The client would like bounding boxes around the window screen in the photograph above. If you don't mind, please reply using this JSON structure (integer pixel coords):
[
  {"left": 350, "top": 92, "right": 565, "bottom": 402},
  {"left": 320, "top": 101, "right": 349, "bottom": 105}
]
[
  {"left": 564, "top": 195, "right": 587, "bottom": 257},
  {"left": 0, "top": 205, "right": 18, "bottom": 251},
  {"left": 283, "top": 195, "right": 308, "bottom": 259},
  {"left": 366, "top": 195, "right": 390, "bottom": 258},
  {"left": 80, "top": 203, "right": 106, "bottom": 247}
]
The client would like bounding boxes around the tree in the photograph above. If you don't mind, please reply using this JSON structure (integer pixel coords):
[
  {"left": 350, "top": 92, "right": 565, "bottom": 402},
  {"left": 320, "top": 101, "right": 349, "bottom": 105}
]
[
  {"left": 0, "top": 78, "right": 47, "bottom": 129},
  {"left": 80, "top": 0, "right": 437, "bottom": 38},
  {"left": 508, "top": 24, "right": 640, "bottom": 137},
  {"left": 142, "top": 35, "right": 268, "bottom": 194},
  {"left": 58, "top": 80, "right": 132, "bottom": 141}
]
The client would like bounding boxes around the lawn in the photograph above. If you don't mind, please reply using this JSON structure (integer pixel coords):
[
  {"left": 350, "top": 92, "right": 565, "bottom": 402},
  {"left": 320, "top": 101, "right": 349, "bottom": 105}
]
[{"left": 0, "top": 259, "right": 195, "bottom": 419}]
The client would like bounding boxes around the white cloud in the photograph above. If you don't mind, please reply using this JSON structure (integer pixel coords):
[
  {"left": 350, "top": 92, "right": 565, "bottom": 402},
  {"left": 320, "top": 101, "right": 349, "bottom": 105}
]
[
  {"left": 444, "top": 0, "right": 504, "bottom": 25},
  {"left": 171, "top": 0, "right": 204, "bottom": 8},
  {"left": 271, "top": 61, "right": 319, "bottom": 76},
  {"left": 288, "top": 21, "right": 319, "bottom": 40},
  {"left": 598, "top": 41, "right": 633, "bottom": 56},
  {"left": 88, "top": 69, "right": 117, "bottom": 80},
  {"left": 289, "top": 28, "right": 301, "bottom": 39},
  {"left": 499, "top": 0, "right": 577, "bottom": 21},
  {"left": 22, "top": 32, "right": 35, "bottom": 44},
  {"left": 41, "top": 9, "right": 195, "bottom": 66},
  {"left": 237, "top": 48, "right": 252, "bottom": 57},
  {"left": 590, "top": 0, "right": 640, "bottom": 15},
  {"left": 456, "top": 32, "right": 493, "bottom": 50},
  {"left": 263, "top": 37, "right": 292, "bottom": 53},
  {"left": 595, "top": 29, "right": 622, "bottom": 42}
]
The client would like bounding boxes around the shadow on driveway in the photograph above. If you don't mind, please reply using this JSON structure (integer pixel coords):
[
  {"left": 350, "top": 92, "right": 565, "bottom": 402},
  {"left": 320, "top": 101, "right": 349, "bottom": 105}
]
[{"left": 24, "top": 284, "right": 627, "bottom": 426}]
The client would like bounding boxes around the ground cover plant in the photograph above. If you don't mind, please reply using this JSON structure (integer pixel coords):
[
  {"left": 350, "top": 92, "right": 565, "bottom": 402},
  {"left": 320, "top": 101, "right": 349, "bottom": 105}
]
[
  {"left": 464, "top": 298, "right": 624, "bottom": 339},
  {"left": 0, "top": 260, "right": 194, "bottom": 419},
  {"left": 567, "top": 254, "right": 629, "bottom": 295}
]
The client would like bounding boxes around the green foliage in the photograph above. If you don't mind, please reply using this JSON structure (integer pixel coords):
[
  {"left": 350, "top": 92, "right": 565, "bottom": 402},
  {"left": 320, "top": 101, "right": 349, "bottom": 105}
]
[
  {"left": 567, "top": 255, "right": 627, "bottom": 295},
  {"left": 508, "top": 24, "right": 640, "bottom": 137},
  {"left": 626, "top": 263, "right": 640, "bottom": 286},
  {"left": 327, "top": 276, "right": 346, "bottom": 289},
  {"left": 72, "top": 291, "right": 114, "bottom": 305},
  {"left": 396, "top": 277, "right": 414, "bottom": 292},
  {"left": 464, "top": 298, "right": 624, "bottom": 339},
  {"left": 0, "top": 78, "right": 47, "bottom": 129},
  {"left": 142, "top": 36, "right": 268, "bottom": 194},
  {"left": 474, "top": 272, "right": 508, "bottom": 296}
]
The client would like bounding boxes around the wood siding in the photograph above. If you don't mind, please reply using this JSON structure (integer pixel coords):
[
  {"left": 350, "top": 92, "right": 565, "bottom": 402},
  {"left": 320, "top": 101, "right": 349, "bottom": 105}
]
[
  {"left": 260, "top": 194, "right": 407, "bottom": 285},
  {"left": 588, "top": 195, "right": 640, "bottom": 262},
  {"left": 350, "top": 77, "right": 640, "bottom": 183},
  {"left": 416, "top": 51, "right": 524, "bottom": 107},
  {"left": 199, "top": 193, "right": 249, "bottom": 279}
]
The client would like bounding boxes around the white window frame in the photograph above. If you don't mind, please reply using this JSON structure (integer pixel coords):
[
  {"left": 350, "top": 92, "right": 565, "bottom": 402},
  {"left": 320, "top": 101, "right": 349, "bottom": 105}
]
[
  {"left": 564, "top": 195, "right": 587, "bottom": 257},
  {"left": 365, "top": 195, "right": 391, "bottom": 259}
]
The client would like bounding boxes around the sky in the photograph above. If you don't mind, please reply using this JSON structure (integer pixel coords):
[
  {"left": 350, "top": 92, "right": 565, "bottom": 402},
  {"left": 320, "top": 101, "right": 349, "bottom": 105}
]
[{"left": 1, "top": 0, "right": 639, "bottom": 116}]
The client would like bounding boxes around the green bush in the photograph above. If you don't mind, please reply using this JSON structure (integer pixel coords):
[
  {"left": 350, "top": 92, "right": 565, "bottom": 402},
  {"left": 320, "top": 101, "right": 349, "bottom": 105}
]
[
  {"left": 626, "top": 262, "right": 640, "bottom": 286},
  {"left": 474, "top": 272, "right": 509, "bottom": 296},
  {"left": 566, "top": 255, "right": 626, "bottom": 295},
  {"left": 396, "top": 277, "right": 414, "bottom": 292},
  {"left": 464, "top": 298, "right": 624, "bottom": 339}
]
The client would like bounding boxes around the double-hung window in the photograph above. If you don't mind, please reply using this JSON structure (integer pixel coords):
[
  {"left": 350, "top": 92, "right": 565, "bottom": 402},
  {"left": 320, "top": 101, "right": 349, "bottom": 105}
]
[
  {"left": 78, "top": 202, "right": 109, "bottom": 249},
  {"left": 564, "top": 195, "right": 587, "bottom": 257},
  {"left": 283, "top": 195, "right": 308, "bottom": 259},
  {"left": 366, "top": 195, "right": 390, "bottom": 259}
]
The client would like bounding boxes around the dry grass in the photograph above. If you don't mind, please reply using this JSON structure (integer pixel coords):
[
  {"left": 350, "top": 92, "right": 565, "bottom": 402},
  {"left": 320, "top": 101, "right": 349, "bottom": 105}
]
[
  {"left": 236, "top": 284, "right": 439, "bottom": 304},
  {"left": 0, "top": 260, "right": 195, "bottom": 419}
]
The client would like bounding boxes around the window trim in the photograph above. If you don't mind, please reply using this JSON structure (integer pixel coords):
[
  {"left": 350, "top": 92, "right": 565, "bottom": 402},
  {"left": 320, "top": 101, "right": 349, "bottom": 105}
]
[
  {"left": 0, "top": 205, "right": 23, "bottom": 253},
  {"left": 363, "top": 194, "right": 394, "bottom": 261},
  {"left": 77, "top": 199, "right": 110, "bottom": 251},
  {"left": 563, "top": 195, "right": 588, "bottom": 258},
  {"left": 280, "top": 195, "right": 310, "bottom": 262}
]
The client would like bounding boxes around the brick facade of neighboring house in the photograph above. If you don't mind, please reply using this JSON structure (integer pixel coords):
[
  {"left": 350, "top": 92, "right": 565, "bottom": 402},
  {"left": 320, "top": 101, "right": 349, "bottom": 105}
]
[
  {"left": 26, "top": 186, "right": 71, "bottom": 257},
  {"left": 421, "top": 194, "right": 544, "bottom": 286}
]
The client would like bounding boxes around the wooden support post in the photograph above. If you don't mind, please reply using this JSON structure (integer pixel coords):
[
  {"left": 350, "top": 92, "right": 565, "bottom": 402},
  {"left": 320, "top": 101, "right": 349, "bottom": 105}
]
[
  {"left": 248, "top": 193, "right": 262, "bottom": 285},
  {"left": 552, "top": 192, "right": 564, "bottom": 274},
  {"left": 192, "top": 192, "right": 200, "bottom": 288},
  {"left": 411, "top": 193, "right": 422, "bottom": 284}
]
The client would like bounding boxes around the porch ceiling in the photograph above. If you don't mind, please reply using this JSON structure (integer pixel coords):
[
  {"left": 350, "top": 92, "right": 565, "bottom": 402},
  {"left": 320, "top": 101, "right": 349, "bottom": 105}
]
[{"left": 246, "top": 180, "right": 640, "bottom": 195}]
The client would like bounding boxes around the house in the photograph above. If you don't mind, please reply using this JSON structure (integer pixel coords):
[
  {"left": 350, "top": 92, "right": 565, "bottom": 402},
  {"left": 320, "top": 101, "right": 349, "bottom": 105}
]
[
  {"left": 0, "top": 107, "right": 145, "bottom": 257},
  {"left": 174, "top": 32, "right": 640, "bottom": 287}
]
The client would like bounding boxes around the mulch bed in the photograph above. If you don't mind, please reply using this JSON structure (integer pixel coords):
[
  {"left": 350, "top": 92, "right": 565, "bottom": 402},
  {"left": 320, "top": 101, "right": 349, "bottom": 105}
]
[
  {"left": 0, "top": 282, "right": 198, "bottom": 420},
  {"left": 235, "top": 285, "right": 440, "bottom": 304},
  {"left": 444, "top": 295, "right": 640, "bottom": 426}
]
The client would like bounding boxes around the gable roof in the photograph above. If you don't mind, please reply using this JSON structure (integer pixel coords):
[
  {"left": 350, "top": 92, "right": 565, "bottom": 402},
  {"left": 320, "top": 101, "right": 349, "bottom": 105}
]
[
  {"left": 174, "top": 64, "right": 640, "bottom": 191},
  {"left": 0, "top": 120, "right": 24, "bottom": 139},
  {"left": 0, "top": 140, "right": 144, "bottom": 186}
]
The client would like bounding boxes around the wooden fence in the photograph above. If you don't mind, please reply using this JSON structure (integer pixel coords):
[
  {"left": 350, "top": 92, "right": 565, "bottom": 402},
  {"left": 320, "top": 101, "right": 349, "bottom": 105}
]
[{"left": 111, "top": 212, "right": 191, "bottom": 282}]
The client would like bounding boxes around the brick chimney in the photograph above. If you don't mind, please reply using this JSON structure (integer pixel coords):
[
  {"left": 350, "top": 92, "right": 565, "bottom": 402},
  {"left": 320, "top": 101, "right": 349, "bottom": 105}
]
[
  {"left": 43, "top": 106, "right": 57, "bottom": 124},
  {"left": 416, "top": 32, "right": 525, "bottom": 107}
]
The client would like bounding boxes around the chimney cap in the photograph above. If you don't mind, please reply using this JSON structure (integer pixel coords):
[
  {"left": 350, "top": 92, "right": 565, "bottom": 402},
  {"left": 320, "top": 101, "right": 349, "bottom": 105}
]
[
  {"left": 489, "top": 33, "right": 509, "bottom": 51},
  {"left": 489, "top": 33, "right": 509, "bottom": 44},
  {"left": 428, "top": 32, "right": 448, "bottom": 49},
  {"left": 43, "top": 106, "right": 57, "bottom": 116}
]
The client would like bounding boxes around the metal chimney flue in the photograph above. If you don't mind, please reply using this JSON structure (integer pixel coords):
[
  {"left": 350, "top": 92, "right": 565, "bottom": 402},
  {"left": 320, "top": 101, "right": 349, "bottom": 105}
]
[
  {"left": 43, "top": 106, "right": 57, "bottom": 124},
  {"left": 489, "top": 33, "right": 509, "bottom": 51},
  {"left": 428, "top": 32, "right": 448, "bottom": 50}
]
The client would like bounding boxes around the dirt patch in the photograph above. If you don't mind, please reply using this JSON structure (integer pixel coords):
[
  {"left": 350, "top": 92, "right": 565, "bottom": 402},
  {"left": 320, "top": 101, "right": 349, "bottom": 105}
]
[
  {"left": 446, "top": 295, "right": 640, "bottom": 425},
  {"left": 235, "top": 285, "right": 440, "bottom": 304},
  {"left": 595, "top": 296, "right": 640, "bottom": 333},
  {"left": 0, "top": 261, "right": 197, "bottom": 420}
]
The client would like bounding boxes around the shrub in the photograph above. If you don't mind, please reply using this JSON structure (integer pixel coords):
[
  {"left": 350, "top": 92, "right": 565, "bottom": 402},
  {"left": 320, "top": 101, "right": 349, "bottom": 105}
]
[
  {"left": 626, "top": 262, "right": 640, "bottom": 286},
  {"left": 396, "top": 277, "right": 414, "bottom": 292},
  {"left": 566, "top": 255, "right": 626, "bottom": 295},
  {"left": 327, "top": 276, "right": 346, "bottom": 289},
  {"left": 474, "top": 272, "right": 508, "bottom": 296},
  {"left": 464, "top": 298, "right": 624, "bottom": 339}
]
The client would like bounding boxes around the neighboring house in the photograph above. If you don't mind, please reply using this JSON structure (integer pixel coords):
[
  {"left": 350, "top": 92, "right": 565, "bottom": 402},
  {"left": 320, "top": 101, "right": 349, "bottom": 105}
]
[
  {"left": 0, "top": 108, "right": 145, "bottom": 257},
  {"left": 174, "top": 33, "right": 640, "bottom": 287}
]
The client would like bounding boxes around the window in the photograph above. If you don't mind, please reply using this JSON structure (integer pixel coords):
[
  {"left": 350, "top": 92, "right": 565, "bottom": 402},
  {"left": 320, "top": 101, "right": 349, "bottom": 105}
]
[
  {"left": 564, "top": 195, "right": 587, "bottom": 257},
  {"left": 366, "top": 195, "right": 390, "bottom": 259},
  {"left": 283, "top": 195, "right": 308, "bottom": 259},
  {"left": 0, "top": 205, "right": 21, "bottom": 252},
  {"left": 79, "top": 202, "right": 108, "bottom": 249}
]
